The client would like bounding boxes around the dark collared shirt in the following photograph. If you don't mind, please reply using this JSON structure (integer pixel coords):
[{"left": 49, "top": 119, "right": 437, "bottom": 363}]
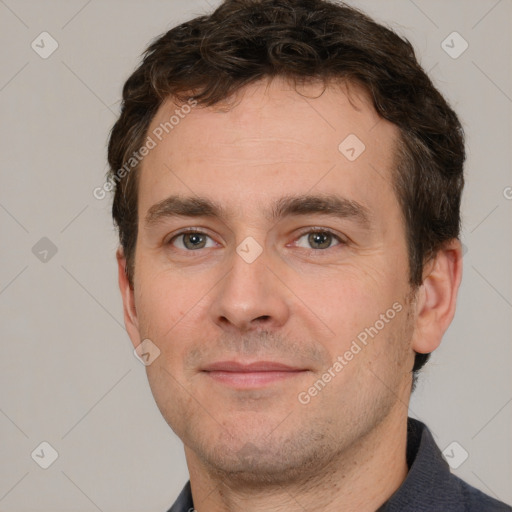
[{"left": 167, "top": 418, "right": 511, "bottom": 511}]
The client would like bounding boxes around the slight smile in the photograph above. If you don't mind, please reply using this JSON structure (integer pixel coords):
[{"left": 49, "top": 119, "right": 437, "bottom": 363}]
[{"left": 201, "top": 361, "right": 310, "bottom": 389}]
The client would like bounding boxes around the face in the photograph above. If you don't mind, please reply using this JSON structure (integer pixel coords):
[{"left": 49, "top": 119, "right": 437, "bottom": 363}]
[{"left": 121, "top": 78, "right": 420, "bottom": 484}]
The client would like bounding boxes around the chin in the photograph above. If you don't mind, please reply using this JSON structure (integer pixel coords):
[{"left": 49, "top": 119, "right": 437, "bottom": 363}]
[{"left": 192, "top": 423, "right": 336, "bottom": 487}]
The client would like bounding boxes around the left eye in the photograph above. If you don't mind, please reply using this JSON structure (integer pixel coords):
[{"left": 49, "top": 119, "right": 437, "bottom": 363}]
[{"left": 295, "top": 230, "right": 343, "bottom": 250}]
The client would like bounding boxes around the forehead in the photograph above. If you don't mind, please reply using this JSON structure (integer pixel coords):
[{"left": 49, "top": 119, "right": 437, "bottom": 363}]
[{"left": 138, "top": 78, "right": 400, "bottom": 220}]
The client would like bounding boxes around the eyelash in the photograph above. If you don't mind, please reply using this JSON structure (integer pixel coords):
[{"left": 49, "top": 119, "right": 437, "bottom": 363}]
[{"left": 166, "top": 227, "right": 347, "bottom": 253}]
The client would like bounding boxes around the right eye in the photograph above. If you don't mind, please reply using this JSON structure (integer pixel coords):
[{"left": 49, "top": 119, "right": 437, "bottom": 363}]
[{"left": 167, "top": 230, "right": 218, "bottom": 251}]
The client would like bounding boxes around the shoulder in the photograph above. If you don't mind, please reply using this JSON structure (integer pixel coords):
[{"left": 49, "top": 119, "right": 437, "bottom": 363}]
[
  {"left": 380, "top": 419, "right": 511, "bottom": 512},
  {"left": 451, "top": 473, "right": 512, "bottom": 512}
]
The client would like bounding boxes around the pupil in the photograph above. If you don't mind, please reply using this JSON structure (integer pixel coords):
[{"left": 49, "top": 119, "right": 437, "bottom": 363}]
[
  {"left": 309, "top": 232, "right": 330, "bottom": 249},
  {"left": 186, "top": 233, "right": 205, "bottom": 249}
]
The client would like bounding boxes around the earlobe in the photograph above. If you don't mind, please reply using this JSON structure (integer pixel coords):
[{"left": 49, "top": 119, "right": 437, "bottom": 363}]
[
  {"left": 411, "top": 239, "right": 463, "bottom": 355},
  {"left": 116, "top": 247, "right": 141, "bottom": 349}
]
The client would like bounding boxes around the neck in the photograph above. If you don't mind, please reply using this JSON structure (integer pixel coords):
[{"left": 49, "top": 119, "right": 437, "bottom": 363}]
[{"left": 184, "top": 405, "right": 409, "bottom": 512}]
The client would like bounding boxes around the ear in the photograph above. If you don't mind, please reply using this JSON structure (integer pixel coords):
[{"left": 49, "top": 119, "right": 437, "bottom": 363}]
[
  {"left": 411, "top": 239, "right": 463, "bottom": 354},
  {"left": 116, "top": 247, "right": 141, "bottom": 349}
]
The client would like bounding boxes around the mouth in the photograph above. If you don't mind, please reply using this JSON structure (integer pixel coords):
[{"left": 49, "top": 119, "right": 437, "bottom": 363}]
[{"left": 201, "top": 360, "right": 309, "bottom": 389}]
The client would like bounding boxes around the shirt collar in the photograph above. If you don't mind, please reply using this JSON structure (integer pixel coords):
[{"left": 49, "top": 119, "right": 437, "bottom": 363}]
[
  {"left": 167, "top": 480, "right": 193, "bottom": 512},
  {"left": 376, "top": 417, "right": 466, "bottom": 511}
]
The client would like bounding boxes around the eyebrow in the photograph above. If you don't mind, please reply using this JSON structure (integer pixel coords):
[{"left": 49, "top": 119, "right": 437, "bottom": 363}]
[{"left": 144, "top": 193, "right": 372, "bottom": 229}]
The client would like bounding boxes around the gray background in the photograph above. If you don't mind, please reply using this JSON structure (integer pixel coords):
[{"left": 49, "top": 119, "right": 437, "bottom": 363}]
[{"left": 1, "top": 0, "right": 511, "bottom": 510}]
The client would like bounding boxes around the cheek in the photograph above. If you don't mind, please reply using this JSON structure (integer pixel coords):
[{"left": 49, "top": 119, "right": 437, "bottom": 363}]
[
  {"left": 144, "top": 362, "right": 199, "bottom": 442},
  {"left": 295, "top": 266, "right": 401, "bottom": 347},
  {"left": 135, "top": 257, "right": 206, "bottom": 327},
  {"left": 134, "top": 272, "right": 204, "bottom": 368}
]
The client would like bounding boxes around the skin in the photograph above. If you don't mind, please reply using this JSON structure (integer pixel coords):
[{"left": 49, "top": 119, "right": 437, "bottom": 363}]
[{"left": 117, "top": 77, "right": 463, "bottom": 511}]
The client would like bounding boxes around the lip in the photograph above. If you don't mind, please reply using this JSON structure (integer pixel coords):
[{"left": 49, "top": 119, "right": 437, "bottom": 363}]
[
  {"left": 203, "top": 360, "right": 304, "bottom": 372},
  {"left": 202, "top": 360, "right": 308, "bottom": 388}
]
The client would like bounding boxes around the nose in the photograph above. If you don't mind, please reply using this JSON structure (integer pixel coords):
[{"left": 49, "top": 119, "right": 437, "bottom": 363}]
[{"left": 209, "top": 242, "right": 291, "bottom": 333}]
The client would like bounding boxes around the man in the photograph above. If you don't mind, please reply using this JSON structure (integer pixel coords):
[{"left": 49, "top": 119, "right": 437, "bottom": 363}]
[{"left": 107, "top": 0, "right": 511, "bottom": 510}]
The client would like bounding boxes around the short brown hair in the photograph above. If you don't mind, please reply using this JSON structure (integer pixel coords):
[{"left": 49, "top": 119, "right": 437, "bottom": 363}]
[{"left": 107, "top": 0, "right": 465, "bottom": 376}]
